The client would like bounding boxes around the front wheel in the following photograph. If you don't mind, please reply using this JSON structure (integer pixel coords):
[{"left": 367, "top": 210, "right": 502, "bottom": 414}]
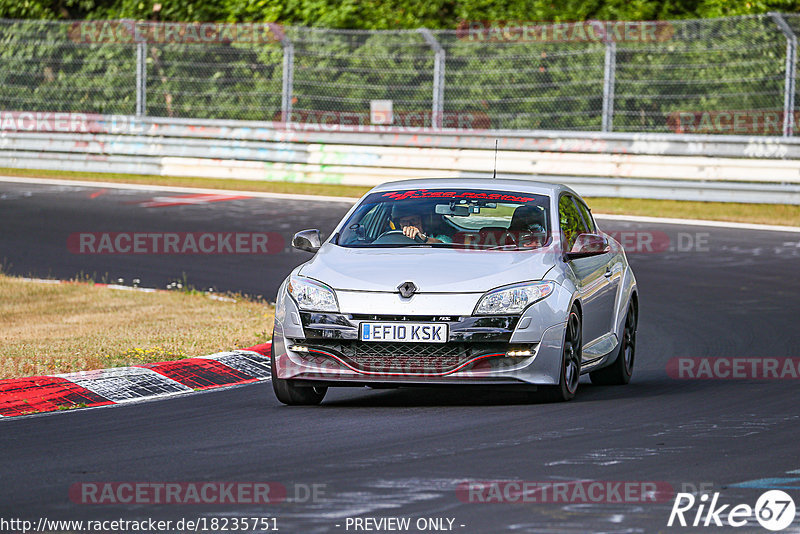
[
  {"left": 538, "top": 306, "right": 582, "bottom": 402},
  {"left": 590, "top": 301, "right": 637, "bottom": 385},
  {"left": 270, "top": 336, "right": 327, "bottom": 405}
]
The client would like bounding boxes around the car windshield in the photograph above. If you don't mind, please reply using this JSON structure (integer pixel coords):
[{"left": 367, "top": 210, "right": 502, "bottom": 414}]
[{"left": 337, "top": 188, "right": 551, "bottom": 249}]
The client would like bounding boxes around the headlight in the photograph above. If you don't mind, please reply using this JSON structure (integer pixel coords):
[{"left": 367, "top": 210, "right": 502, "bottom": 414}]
[
  {"left": 474, "top": 281, "right": 555, "bottom": 315},
  {"left": 287, "top": 275, "right": 339, "bottom": 312}
]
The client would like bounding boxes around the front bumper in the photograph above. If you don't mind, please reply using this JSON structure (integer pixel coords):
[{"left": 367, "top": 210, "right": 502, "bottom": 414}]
[{"left": 272, "top": 309, "right": 567, "bottom": 386}]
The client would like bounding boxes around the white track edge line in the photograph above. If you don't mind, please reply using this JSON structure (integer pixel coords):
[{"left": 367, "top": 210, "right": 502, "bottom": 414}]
[
  {"left": 0, "top": 175, "right": 361, "bottom": 203},
  {"left": 594, "top": 213, "right": 800, "bottom": 233},
  {"left": 2, "top": 175, "right": 798, "bottom": 232}
]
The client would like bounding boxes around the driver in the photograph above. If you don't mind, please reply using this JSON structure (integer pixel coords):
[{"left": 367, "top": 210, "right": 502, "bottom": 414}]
[{"left": 391, "top": 204, "right": 452, "bottom": 244}]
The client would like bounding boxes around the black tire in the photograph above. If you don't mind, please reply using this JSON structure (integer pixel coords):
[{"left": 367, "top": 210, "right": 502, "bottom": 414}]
[
  {"left": 590, "top": 301, "right": 637, "bottom": 386},
  {"left": 538, "top": 306, "right": 582, "bottom": 402},
  {"left": 270, "top": 336, "right": 327, "bottom": 406}
]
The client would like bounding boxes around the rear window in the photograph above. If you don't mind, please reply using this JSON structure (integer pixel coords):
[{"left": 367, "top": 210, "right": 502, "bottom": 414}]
[{"left": 337, "top": 188, "right": 551, "bottom": 249}]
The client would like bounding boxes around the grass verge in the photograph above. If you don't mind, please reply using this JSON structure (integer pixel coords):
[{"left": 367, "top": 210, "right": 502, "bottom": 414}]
[
  {"left": 1, "top": 167, "right": 798, "bottom": 227},
  {"left": 0, "top": 273, "right": 273, "bottom": 379},
  {"left": 0, "top": 167, "right": 371, "bottom": 198},
  {"left": 587, "top": 197, "right": 800, "bottom": 227}
]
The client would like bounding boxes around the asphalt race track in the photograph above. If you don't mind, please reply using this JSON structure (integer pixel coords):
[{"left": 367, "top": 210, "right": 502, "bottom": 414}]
[
  {"left": 0, "top": 180, "right": 353, "bottom": 299},
  {"left": 1, "top": 179, "right": 800, "bottom": 532}
]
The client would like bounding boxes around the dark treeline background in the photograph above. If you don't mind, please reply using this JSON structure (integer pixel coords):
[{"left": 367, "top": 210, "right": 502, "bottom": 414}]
[{"left": 2, "top": 0, "right": 800, "bottom": 25}]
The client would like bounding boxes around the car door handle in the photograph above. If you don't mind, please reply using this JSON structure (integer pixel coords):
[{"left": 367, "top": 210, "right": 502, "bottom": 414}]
[{"left": 604, "top": 267, "right": 613, "bottom": 278}]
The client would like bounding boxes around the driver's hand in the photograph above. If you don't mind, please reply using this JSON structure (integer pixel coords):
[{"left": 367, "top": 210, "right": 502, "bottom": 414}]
[{"left": 402, "top": 225, "right": 423, "bottom": 240}]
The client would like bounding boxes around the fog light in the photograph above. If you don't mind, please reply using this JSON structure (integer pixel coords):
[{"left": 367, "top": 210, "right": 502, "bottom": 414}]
[
  {"left": 506, "top": 348, "right": 532, "bottom": 357},
  {"left": 289, "top": 344, "right": 309, "bottom": 353}
]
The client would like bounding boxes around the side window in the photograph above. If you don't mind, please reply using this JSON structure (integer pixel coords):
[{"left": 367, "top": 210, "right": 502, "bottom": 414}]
[
  {"left": 559, "top": 195, "right": 590, "bottom": 252},
  {"left": 575, "top": 200, "right": 596, "bottom": 233}
]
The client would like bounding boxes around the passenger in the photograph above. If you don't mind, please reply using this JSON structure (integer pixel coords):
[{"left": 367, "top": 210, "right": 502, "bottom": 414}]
[{"left": 509, "top": 205, "right": 549, "bottom": 248}]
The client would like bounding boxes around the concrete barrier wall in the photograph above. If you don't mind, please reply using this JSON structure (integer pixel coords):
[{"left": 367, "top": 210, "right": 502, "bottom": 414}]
[{"left": 1, "top": 114, "right": 800, "bottom": 203}]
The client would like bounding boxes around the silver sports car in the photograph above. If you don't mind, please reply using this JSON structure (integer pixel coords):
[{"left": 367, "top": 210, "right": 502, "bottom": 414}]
[{"left": 271, "top": 179, "right": 638, "bottom": 405}]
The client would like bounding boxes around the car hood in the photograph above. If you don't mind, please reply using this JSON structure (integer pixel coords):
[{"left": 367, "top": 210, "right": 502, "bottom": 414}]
[{"left": 298, "top": 244, "right": 558, "bottom": 293}]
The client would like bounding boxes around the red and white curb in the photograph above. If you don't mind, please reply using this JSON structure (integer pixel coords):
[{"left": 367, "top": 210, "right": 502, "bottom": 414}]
[{"left": 0, "top": 343, "right": 271, "bottom": 418}]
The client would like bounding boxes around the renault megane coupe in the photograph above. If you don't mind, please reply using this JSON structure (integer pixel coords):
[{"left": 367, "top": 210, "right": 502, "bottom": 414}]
[{"left": 271, "top": 179, "right": 638, "bottom": 405}]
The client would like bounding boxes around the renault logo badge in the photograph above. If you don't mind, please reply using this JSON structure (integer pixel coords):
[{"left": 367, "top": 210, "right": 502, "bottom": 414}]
[{"left": 397, "top": 281, "right": 418, "bottom": 298}]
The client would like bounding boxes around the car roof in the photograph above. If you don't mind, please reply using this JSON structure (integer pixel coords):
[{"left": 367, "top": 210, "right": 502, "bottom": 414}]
[{"left": 368, "top": 178, "right": 577, "bottom": 199}]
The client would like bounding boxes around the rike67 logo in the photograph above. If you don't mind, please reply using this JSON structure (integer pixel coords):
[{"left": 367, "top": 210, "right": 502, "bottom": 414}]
[{"left": 668, "top": 490, "right": 796, "bottom": 531}]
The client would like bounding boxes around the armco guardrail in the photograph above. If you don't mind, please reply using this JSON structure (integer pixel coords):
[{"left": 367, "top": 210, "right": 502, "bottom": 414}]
[{"left": 1, "top": 114, "right": 800, "bottom": 204}]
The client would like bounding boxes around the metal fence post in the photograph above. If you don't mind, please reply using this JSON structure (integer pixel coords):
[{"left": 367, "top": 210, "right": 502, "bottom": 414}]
[
  {"left": 135, "top": 41, "right": 147, "bottom": 117},
  {"left": 419, "top": 29, "right": 445, "bottom": 129},
  {"left": 278, "top": 27, "right": 294, "bottom": 123},
  {"left": 601, "top": 40, "right": 616, "bottom": 133},
  {"left": 770, "top": 12, "right": 797, "bottom": 136}
]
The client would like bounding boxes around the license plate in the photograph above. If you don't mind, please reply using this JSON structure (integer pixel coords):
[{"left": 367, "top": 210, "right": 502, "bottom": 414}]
[{"left": 360, "top": 322, "right": 448, "bottom": 343}]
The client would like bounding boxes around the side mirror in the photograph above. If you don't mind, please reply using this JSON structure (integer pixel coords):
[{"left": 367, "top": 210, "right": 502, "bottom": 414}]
[
  {"left": 292, "top": 229, "right": 322, "bottom": 253},
  {"left": 565, "top": 233, "right": 610, "bottom": 260}
]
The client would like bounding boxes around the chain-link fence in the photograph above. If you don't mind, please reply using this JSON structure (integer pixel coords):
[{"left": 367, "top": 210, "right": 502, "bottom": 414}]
[{"left": 2, "top": 15, "right": 800, "bottom": 135}]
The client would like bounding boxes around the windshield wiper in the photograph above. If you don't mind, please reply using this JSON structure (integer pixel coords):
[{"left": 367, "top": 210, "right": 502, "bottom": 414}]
[
  {"left": 341, "top": 242, "right": 459, "bottom": 249},
  {"left": 483, "top": 243, "right": 544, "bottom": 251}
]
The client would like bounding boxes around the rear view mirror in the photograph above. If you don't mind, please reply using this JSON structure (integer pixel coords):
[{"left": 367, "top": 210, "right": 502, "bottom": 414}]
[
  {"left": 435, "top": 204, "right": 470, "bottom": 216},
  {"left": 292, "top": 229, "right": 322, "bottom": 253},
  {"left": 566, "top": 233, "right": 610, "bottom": 259}
]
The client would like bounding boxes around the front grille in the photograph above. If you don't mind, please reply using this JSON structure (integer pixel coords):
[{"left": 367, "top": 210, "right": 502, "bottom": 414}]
[{"left": 302, "top": 340, "right": 507, "bottom": 374}]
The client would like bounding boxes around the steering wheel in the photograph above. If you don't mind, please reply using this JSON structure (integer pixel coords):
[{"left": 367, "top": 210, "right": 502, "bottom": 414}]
[{"left": 373, "top": 229, "right": 426, "bottom": 245}]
